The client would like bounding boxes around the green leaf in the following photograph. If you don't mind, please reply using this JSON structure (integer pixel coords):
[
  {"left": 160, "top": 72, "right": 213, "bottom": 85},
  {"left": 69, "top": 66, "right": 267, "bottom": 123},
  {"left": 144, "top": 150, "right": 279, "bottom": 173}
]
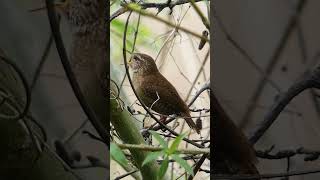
[
  {"left": 158, "top": 156, "right": 169, "bottom": 180},
  {"left": 142, "top": 151, "right": 164, "bottom": 166},
  {"left": 168, "top": 132, "right": 188, "bottom": 155},
  {"left": 110, "top": 143, "right": 128, "bottom": 167},
  {"left": 111, "top": 19, "right": 125, "bottom": 32},
  {"left": 171, "top": 154, "right": 194, "bottom": 176},
  {"left": 149, "top": 130, "right": 168, "bottom": 148}
]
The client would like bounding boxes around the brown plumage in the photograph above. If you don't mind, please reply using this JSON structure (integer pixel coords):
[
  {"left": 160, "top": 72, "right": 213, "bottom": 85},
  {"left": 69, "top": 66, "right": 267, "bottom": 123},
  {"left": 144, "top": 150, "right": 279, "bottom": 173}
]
[
  {"left": 129, "top": 53, "right": 200, "bottom": 134},
  {"left": 58, "top": 0, "right": 108, "bottom": 126},
  {"left": 213, "top": 93, "right": 259, "bottom": 176}
]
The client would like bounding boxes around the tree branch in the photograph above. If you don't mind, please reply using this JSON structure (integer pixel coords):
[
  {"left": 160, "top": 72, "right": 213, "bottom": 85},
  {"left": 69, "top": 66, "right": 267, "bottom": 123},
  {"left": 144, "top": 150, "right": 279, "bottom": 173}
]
[
  {"left": 116, "top": 143, "right": 210, "bottom": 155},
  {"left": 240, "top": 0, "right": 308, "bottom": 129},
  {"left": 110, "top": 0, "right": 210, "bottom": 22},
  {"left": 214, "top": 168, "right": 320, "bottom": 179},
  {"left": 122, "top": 9, "right": 204, "bottom": 148},
  {"left": 45, "top": 0, "right": 109, "bottom": 145}
]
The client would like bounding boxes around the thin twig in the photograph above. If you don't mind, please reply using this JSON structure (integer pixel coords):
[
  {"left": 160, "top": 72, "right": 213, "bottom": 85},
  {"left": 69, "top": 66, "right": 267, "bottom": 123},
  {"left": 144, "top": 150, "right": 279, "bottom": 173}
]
[
  {"left": 188, "top": 0, "right": 209, "bottom": 29},
  {"left": 249, "top": 78, "right": 311, "bottom": 144},
  {"left": 214, "top": 12, "right": 281, "bottom": 92},
  {"left": 33, "top": 132, "right": 84, "bottom": 180},
  {"left": 250, "top": 62, "right": 320, "bottom": 144},
  {"left": 63, "top": 119, "right": 89, "bottom": 144},
  {"left": 256, "top": 146, "right": 320, "bottom": 161},
  {"left": 185, "top": 50, "right": 209, "bottom": 102},
  {"left": 126, "top": 4, "right": 208, "bottom": 41},
  {"left": 31, "top": 33, "right": 54, "bottom": 91},
  {"left": 114, "top": 169, "right": 140, "bottom": 180},
  {"left": 187, "top": 153, "right": 208, "bottom": 180},
  {"left": 122, "top": 10, "right": 204, "bottom": 148},
  {"left": 119, "top": 12, "right": 141, "bottom": 92},
  {"left": 45, "top": 0, "right": 109, "bottom": 145},
  {"left": 151, "top": 82, "right": 210, "bottom": 131},
  {"left": 110, "top": 0, "right": 209, "bottom": 22},
  {"left": 240, "top": 0, "right": 308, "bottom": 128},
  {"left": 188, "top": 82, "right": 210, "bottom": 106},
  {"left": 176, "top": 51, "right": 209, "bottom": 134},
  {"left": 0, "top": 50, "right": 31, "bottom": 121},
  {"left": 214, "top": 167, "right": 320, "bottom": 179}
]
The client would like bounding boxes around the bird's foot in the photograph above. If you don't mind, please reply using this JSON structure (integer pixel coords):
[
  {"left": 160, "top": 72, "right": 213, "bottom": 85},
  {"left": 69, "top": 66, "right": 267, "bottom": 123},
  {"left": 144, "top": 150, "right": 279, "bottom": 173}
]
[
  {"left": 159, "top": 115, "right": 167, "bottom": 123},
  {"left": 159, "top": 115, "right": 169, "bottom": 132}
]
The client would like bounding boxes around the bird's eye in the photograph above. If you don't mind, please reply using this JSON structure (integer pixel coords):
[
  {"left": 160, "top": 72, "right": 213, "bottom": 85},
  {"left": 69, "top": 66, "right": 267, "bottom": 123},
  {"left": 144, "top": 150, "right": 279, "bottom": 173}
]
[{"left": 133, "top": 56, "right": 140, "bottom": 61}]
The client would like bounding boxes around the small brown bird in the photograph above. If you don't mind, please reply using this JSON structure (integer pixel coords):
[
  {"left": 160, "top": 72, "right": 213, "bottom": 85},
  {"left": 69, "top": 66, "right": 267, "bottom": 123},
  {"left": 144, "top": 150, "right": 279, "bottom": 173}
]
[
  {"left": 57, "top": 0, "right": 108, "bottom": 125},
  {"left": 213, "top": 93, "right": 259, "bottom": 176},
  {"left": 129, "top": 53, "right": 200, "bottom": 134}
]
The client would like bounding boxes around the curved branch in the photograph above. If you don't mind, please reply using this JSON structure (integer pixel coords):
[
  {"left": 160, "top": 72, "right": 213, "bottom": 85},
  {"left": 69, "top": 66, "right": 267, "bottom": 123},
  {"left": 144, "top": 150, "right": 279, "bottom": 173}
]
[
  {"left": 124, "top": 4, "right": 208, "bottom": 41},
  {"left": 249, "top": 79, "right": 311, "bottom": 144},
  {"left": 240, "top": 0, "right": 308, "bottom": 128},
  {"left": 187, "top": 153, "right": 208, "bottom": 180},
  {"left": 122, "top": 10, "right": 204, "bottom": 148},
  {"left": 214, "top": 167, "right": 320, "bottom": 179},
  {"left": 110, "top": 0, "right": 209, "bottom": 22},
  {"left": 249, "top": 66, "right": 320, "bottom": 144},
  {"left": 0, "top": 50, "right": 31, "bottom": 121},
  {"left": 45, "top": 0, "right": 109, "bottom": 145}
]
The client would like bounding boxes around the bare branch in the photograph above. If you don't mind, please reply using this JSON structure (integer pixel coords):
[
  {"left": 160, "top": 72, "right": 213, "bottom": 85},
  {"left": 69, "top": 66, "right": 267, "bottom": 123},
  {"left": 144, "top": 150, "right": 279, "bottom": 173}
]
[
  {"left": 110, "top": 0, "right": 209, "bottom": 22},
  {"left": 249, "top": 63, "right": 320, "bottom": 144},
  {"left": 122, "top": 10, "right": 204, "bottom": 148},
  {"left": 214, "top": 168, "right": 320, "bottom": 179},
  {"left": 45, "top": 0, "right": 109, "bottom": 145},
  {"left": 240, "top": 0, "right": 308, "bottom": 128}
]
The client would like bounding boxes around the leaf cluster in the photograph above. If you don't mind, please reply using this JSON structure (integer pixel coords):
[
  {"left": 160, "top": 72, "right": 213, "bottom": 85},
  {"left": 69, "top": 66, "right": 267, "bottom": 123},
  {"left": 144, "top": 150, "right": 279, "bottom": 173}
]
[{"left": 143, "top": 131, "right": 194, "bottom": 180}]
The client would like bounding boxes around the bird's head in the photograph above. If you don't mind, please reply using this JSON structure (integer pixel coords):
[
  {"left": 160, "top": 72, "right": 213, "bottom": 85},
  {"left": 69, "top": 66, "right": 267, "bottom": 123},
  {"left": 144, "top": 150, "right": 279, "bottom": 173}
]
[
  {"left": 58, "top": 0, "right": 105, "bottom": 30},
  {"left": 129, "top": 53, "right": 159, "bottom": 75}
]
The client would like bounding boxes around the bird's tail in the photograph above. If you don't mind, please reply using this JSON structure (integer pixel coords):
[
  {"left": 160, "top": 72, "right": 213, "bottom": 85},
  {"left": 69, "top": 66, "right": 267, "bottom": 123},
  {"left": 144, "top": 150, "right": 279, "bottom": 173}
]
[{"left": 181, "top": 112, "right": 201, "bottom": 134}]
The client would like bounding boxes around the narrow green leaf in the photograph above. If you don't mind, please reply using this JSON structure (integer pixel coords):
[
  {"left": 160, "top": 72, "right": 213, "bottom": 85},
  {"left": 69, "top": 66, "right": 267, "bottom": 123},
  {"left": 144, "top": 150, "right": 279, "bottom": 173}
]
[
  {"left": 149, "top": 130, "right": 168, "bottom": 148},
  {"left": 111, "top": 19, "right": 125, "bottom": 31},
  {"left": 142, "top": 151, "right": 164, "bottom": 166},
  {"left": 111, "top": 19, "right": 135, "bottom": 36},
  {"left": 110, "top": 143, "right": 128, "bottom": 167},
  {"left": 158, "top": 156, "right": 169, "bottom": 180},
  {"left": 171, "top": 154, "right": 194, "bottom": 176},
  {"left": 168, "top": 132, "right": 188, "bottom": 155}
]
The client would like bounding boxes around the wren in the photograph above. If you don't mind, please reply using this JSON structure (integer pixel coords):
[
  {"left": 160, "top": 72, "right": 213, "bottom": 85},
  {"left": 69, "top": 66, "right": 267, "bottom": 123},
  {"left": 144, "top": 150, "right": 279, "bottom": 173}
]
[{"left": 129, "top": 53, "right": 201, "bottom": 134}]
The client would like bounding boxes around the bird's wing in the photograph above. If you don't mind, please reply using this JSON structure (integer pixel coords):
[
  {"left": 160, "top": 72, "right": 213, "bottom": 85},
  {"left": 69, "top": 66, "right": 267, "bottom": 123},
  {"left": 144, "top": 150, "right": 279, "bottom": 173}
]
[
  {"left": 69, "top": 33, "right": 107, "bottom": 126},
  {"left": 138, "top": 73, "right": 188, "bottom": 115}
]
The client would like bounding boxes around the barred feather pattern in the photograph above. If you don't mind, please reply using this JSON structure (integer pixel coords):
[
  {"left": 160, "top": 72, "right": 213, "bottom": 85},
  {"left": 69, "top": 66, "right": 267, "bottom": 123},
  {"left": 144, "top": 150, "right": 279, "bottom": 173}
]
[
  {"left": 63, "top": 0, "right": 105, "bottom": 34},
  {"left": 130, "top": 53, "right": 201, "bottom": 134},
  {"left": 60, "top": 0, "right": 108, "bottom": 126}
]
